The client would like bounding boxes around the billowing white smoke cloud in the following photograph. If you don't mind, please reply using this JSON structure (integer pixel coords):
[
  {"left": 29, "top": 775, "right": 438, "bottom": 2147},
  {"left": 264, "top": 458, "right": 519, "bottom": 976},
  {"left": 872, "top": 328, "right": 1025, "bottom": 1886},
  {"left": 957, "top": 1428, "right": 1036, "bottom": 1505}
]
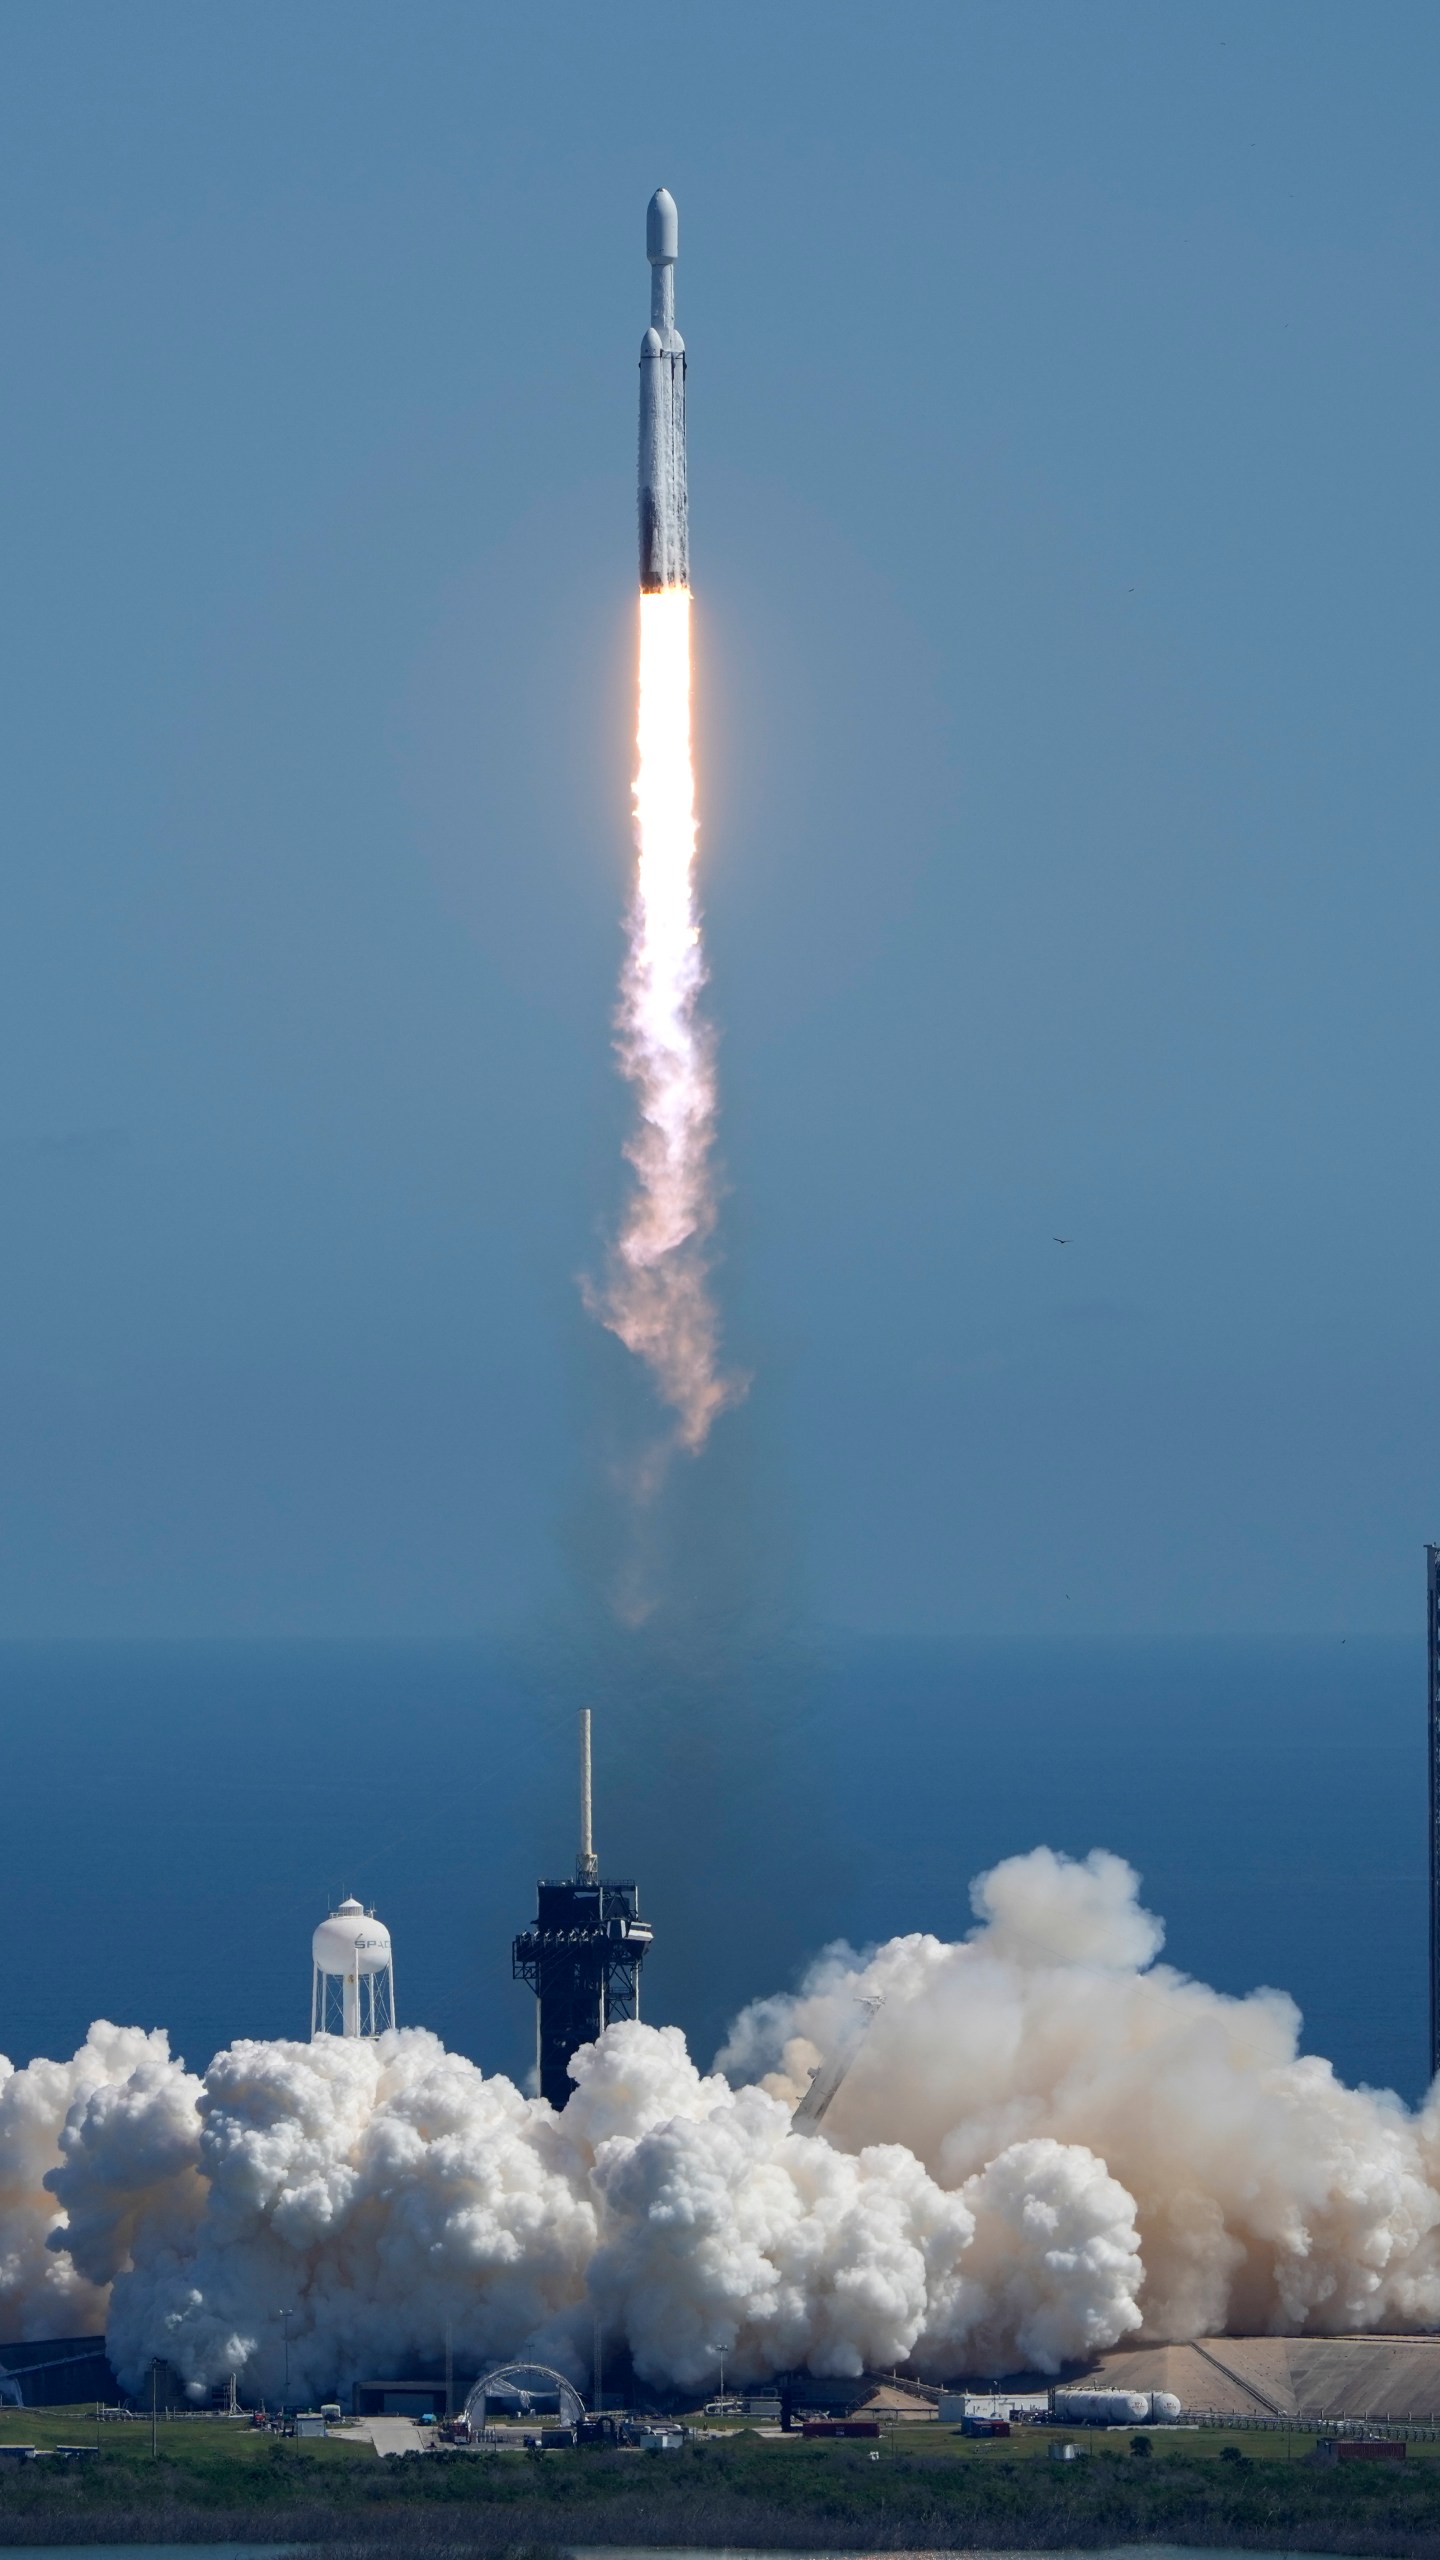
[
  {"left": 23, "top": 2014, "right": 1127, "bottom": 2399},
  {"left": 570, "top": 2027, "right": 982, "bottom": 2384},
  {"left": 720, "top": 1847, "right": 1440, "bottom": 2342},
  {"left": 944, "top": 2139, "right": 1142, "bottom": 2376},
  {"left": 0, "top": 2024, "right": 181, "bottom": 2339},
  {"left": 4, "top": 1847, "right": 1440, "bottom": 2400},
  {"left": 52, "top": 2031, "right": 598, "bottom": 2407}
]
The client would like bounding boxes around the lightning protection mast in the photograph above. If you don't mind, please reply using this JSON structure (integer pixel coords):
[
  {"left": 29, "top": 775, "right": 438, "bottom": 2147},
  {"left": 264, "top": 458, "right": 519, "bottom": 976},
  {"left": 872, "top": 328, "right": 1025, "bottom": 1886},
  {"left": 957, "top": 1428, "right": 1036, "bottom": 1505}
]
[
  {"left": 512, "top": 1710, "right": 653, "bottom": 2109},
  {"left": 1428, "top": 1547, "right": 1440, "bottom": 2084}
]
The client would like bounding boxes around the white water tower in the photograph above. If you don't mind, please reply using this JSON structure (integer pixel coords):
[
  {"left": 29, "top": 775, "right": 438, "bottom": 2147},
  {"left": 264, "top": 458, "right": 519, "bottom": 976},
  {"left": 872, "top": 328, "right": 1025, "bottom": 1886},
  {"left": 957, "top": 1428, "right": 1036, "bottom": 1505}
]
[{"left": 311, "top": 1898, "right": 396, "bottom": 2038}]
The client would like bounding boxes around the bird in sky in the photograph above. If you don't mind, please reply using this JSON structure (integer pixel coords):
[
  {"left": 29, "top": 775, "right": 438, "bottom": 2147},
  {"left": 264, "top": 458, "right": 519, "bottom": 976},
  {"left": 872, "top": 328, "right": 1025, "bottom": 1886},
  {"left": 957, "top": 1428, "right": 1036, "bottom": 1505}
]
[{"left": 1053, "top": 1235, "right": 1071, "bottom": 1245}]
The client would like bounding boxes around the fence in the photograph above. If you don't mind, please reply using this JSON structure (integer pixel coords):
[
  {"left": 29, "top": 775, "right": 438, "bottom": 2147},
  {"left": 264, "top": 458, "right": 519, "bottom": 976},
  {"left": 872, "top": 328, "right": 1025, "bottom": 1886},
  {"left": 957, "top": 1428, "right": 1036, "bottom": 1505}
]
[{"left": 1143, "top": 2410, "right": 1440, "bottom": 2442}]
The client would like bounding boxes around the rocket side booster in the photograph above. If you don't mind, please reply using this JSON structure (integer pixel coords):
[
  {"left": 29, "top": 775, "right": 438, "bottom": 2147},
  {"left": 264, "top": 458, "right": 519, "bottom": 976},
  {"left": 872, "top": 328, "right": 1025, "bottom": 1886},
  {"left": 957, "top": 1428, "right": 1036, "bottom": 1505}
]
[{"left": 638, "top": 187, "right": 688, "bottom": 592}]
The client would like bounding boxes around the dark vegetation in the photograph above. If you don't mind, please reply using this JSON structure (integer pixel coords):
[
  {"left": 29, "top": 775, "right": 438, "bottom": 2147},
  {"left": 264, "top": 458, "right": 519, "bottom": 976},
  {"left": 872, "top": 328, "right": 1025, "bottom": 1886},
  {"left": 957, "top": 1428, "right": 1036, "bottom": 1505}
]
[{"left": 5, "top": 2413, "right": 1440, "bottom": 2553}]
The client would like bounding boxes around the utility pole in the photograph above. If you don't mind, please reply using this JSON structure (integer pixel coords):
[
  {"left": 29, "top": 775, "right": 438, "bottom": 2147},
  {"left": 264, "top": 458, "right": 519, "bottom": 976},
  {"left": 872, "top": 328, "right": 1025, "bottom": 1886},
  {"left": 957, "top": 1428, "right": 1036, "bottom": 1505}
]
[
  {"left": 150, "top": 2357, "right": 158, "bottom": 2456},
  {"left": 445, "top": 2321, "right": 453, "bottom": 2424}
]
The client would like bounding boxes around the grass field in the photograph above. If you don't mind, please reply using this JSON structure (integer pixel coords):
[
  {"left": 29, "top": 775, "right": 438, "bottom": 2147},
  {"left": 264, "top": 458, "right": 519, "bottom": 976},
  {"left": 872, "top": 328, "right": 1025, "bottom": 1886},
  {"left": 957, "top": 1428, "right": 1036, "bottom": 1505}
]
[
  {"left": 0, "top": 2408, "right": 369, "bottom": 2469},
  {"left": 3, "top": 2403, "right": 1440, "bottom": 2552},
  {"left": 9, "top": 2404, "right": 1436, "bottom": 2469}
]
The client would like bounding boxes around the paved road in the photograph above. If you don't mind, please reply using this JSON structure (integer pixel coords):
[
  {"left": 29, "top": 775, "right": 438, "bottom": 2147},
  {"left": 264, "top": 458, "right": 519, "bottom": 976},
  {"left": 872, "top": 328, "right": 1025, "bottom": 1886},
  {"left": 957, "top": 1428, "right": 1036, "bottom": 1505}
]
[{"left": 358, "top": 2416, "right": 425, "bottom": 2457}]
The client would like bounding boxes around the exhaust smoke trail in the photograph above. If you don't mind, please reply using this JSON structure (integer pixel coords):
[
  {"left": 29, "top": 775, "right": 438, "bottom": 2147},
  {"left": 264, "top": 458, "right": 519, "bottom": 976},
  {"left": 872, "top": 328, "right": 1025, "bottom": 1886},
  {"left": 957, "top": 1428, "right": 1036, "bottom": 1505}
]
[
  {"left": 587, "top": 190, "right": 740, "bottom": 1456},
  {"left": 589, "top": 588, "right": 738, "bottom": 1452}
]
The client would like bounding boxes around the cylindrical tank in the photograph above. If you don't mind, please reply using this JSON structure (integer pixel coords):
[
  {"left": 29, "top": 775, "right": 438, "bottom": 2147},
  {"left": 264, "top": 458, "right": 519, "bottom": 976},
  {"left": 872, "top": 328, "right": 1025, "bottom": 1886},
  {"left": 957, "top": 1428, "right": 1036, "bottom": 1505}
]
[
  {"left": 1148, "top": 2391, "right": 1183, "bottom": 2421},
  {"left": 1051, "top": 2388, "right": 1153, "bottom": 2425},
  {"left": 311, "top": 1898, "right": 395, "bottom": 2039},
  {"left": 312, "top": 1898, "right": 391, "bottom": 1979}
]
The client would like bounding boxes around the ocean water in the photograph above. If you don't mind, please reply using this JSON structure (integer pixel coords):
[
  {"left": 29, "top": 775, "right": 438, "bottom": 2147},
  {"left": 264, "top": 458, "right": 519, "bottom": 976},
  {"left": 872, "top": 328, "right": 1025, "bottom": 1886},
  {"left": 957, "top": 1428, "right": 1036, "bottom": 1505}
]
[{"left": 0, "top": 1636, "right": 1423, "bottom": 2102}]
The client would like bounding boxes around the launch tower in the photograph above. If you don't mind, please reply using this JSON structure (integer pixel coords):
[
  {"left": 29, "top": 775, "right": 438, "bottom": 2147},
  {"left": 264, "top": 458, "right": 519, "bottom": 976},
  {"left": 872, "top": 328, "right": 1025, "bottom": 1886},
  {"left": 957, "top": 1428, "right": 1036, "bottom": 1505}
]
[
  {"left": 513, "top": 1711, "right": 653, "bottom": 2109},
  {"left": 1428, "top": 1546, "right": 1440, "bottom": 2082},
  {"left": 1414, "top": 1536, "right": 1424, "bottom": 2078}
]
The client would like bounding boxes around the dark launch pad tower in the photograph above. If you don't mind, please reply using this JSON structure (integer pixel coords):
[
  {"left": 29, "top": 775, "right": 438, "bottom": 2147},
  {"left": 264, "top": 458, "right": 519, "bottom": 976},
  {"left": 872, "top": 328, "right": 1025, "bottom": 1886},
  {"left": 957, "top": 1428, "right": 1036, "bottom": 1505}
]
[
  {"left": 1414, "top": 1536, "right": 1424, "bottom": 2078},
  {"left": 1428, "top": 1548, "right": 1440, "bottom": 2083},
  {"left": 513, "top": 1710, "right": 653, "bottom": 2109}
]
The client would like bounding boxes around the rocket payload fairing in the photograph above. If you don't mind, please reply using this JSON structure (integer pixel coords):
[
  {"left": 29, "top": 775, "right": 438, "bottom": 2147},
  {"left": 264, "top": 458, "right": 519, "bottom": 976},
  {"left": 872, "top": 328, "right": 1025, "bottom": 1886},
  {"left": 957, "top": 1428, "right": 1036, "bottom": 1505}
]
[{"left": 638, "top": 188, "right": 688, "bottom": 591}]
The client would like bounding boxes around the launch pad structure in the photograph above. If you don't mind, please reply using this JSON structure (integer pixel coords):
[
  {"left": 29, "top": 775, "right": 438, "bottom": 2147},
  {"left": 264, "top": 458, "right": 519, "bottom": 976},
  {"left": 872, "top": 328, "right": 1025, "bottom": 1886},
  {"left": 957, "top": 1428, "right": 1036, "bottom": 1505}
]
[
  {"left": 1414, "top": 1536, "right": 1424, "bottom": 2078},
  {"left": 1428, "top": 1546, "right": 1440, "bottom": 2084},
  {"left": 513, "top": 1711, "right": 653, "bottom": 2109}
]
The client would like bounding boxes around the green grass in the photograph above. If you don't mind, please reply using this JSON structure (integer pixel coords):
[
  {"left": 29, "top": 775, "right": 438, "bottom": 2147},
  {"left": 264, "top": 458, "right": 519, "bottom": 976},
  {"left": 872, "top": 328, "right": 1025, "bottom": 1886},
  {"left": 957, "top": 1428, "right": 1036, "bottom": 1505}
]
[
  {"left": 4, "top": 2404, "right": 1440, "bottom": 2552},
  {"left": 0, "top": 2406, "right": 370, "bottom": 2469},
  {"left": 872, "top": 2420, "right": 1440, "bottom": 2464}
]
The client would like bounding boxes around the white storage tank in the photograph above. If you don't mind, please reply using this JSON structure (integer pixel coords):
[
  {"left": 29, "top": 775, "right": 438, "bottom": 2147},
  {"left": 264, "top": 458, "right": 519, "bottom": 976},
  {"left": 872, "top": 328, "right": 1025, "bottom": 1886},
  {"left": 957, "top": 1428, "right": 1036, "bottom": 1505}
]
[
  {"left": 1051, "top": 2388, "right": 1152, "bottom": 2425},
  {"left": 311, "top": 1898, "right": 396, "bottom": 2038}
]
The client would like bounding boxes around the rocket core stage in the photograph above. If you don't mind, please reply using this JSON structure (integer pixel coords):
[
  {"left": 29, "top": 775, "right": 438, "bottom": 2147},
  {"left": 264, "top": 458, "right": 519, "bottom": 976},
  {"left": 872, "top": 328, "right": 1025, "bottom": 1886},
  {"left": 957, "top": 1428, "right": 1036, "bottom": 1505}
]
[
  {"left": 638, "top": 187, "right": 688, "bottom": 592},
  {"left": 588, "top": 184, "right": 736, "bottom": 1456}
]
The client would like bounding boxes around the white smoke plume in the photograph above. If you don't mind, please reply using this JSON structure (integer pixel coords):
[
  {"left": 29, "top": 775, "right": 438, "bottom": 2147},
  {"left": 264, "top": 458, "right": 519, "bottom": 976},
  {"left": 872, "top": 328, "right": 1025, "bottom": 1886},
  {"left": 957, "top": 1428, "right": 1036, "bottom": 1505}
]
[
  {"left": 5, "top": 1848, "right": 1440, "bottom": 2401},
  {"left": 0, "top": 2024, "right": 180, "bottom": 2339},
  {"left": 720, "top": 1848, "right": 1440, "bottom": 2342},
  {"left": 52, "top": 2030, "right": 597, "bottom": 2407},
  {"left": 585, "top": 589, "right": 741, "bottom": 1454}
]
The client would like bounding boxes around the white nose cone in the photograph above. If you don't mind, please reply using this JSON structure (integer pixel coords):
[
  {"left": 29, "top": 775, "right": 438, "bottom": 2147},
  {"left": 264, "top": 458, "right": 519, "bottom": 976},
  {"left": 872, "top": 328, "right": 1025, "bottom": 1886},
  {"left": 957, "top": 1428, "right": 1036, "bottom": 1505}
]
[
  {"left": 312, "top": 1897, "right": 392, "bottom": 1978},
  {"left": 647, "top": 187, "right": 678, "bottom": 264}
]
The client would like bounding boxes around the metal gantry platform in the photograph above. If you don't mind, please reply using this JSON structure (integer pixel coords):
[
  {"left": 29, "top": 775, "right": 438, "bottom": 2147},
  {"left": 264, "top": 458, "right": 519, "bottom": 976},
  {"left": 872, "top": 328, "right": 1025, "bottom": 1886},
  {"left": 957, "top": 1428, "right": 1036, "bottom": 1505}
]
[
  {"left": 1414, "top": 1536, "right": 1424, "bottom": 2078},
  {"left": 513, "top": 1710, "right": 653, "bottom": 2109}
]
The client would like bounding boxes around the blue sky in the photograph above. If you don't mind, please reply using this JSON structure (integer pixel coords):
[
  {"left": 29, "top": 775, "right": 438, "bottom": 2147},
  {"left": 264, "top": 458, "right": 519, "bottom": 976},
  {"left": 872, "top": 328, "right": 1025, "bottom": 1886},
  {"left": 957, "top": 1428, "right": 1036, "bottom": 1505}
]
[{"left": 0, "top": 0, "right": 1435, "bottom": 1637}]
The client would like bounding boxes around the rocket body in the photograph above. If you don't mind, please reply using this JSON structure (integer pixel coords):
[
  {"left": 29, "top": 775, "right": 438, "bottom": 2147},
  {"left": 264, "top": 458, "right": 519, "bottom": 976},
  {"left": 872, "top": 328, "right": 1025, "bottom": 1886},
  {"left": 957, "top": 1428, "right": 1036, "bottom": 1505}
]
[{"left": 638, "top": 188, "right": 688, "bottom": 591}]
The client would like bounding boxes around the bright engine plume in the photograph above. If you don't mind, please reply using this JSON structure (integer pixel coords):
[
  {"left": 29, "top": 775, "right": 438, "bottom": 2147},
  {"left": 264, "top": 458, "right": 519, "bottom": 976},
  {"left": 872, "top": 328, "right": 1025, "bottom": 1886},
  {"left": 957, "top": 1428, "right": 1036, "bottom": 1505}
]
[{"left": 587, "top": 189, "right": 739, "bottom": 1453}]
